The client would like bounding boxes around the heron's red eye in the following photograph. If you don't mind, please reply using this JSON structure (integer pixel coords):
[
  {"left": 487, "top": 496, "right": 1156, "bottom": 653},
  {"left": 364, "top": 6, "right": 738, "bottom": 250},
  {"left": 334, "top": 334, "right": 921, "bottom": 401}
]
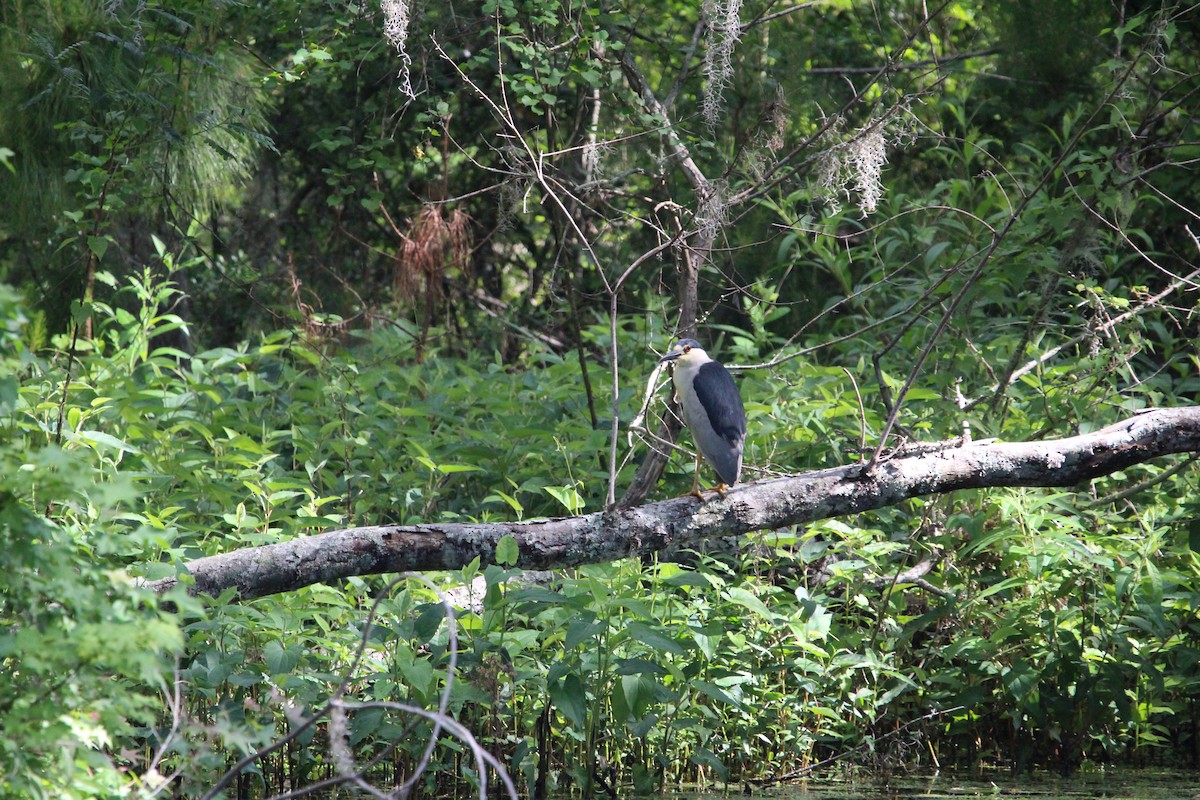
[{"left": 683, "top": 345, "right": 691, "bottom": 353}]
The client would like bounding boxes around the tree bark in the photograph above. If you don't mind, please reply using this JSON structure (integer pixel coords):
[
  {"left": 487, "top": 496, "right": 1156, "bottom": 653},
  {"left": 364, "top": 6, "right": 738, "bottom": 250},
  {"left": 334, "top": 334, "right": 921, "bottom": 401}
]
[{"left": 146, "top": 407, "right": 1200, "bottom": 601}]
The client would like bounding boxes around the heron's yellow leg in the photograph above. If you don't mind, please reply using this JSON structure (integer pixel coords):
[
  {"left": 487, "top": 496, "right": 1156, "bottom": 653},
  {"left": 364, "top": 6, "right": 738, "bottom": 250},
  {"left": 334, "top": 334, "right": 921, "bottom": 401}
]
[{"left": 688, "top": 453, "right": 705, "bottom": 500}]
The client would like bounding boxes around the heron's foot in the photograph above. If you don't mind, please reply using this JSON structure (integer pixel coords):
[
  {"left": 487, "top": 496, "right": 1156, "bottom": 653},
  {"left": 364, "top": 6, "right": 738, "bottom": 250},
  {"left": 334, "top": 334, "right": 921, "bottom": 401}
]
[{"left": 683, "top": 483, "right": 728, "bottom": 502}]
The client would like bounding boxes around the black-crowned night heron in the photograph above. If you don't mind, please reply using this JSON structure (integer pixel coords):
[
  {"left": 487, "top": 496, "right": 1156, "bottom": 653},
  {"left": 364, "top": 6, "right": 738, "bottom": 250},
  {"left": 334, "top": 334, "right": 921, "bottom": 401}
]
[{"left": 659, "top": 338, "right": 747, "bottom": 498}]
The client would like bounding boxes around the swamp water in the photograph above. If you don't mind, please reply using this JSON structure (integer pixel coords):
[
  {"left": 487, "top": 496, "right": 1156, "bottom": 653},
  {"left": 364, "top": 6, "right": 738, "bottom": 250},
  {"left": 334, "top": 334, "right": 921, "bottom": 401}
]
[{"left": 674, "top": 770, "right": 1198, "bottom": 800}]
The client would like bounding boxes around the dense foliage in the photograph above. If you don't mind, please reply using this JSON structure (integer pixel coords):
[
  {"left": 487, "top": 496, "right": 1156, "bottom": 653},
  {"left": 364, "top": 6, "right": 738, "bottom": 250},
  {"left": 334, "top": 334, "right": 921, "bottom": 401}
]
[{"left": 2, "top": 0, "right": 1199, "bottom": 797}]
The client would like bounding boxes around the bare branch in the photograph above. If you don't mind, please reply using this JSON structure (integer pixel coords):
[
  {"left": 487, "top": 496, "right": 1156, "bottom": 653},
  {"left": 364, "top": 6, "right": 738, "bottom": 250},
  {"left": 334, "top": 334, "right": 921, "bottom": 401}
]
[
  {"left": 616, "top": 47, "right": 709, "bottom": 192},
  {"left": 608, "top": 235, "right": 686, "bottom": 507},
  {"left": 199, "top": 574, "right": 485, "bottom": 800},
  {"left": 149, "top": 408, "right": 1200, "bottom": 602},
  {"left": 864, "top": 47, "right": 1153, "bottom": 470},
  {"left": 739, "top": 2, "right": 821, "bottom": 31},
  {"left": 1088, "top": 453, "right": 1200, "bottom": 507},
  {"left": 961, "top": 262, "right": 1200, "bottom": 410},
  {"left": 802, "top": 48, "right": 1001, "bottom": 74}
]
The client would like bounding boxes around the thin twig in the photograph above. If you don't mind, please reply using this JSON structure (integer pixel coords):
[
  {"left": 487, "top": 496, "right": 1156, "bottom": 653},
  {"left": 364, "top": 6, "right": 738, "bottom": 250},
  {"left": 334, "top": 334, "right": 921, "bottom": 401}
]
[
  {"left": 1089, "top": 453, "right": 1199, "bottom": 507},
  {"left": 729, "top": 0, "right": 958, "bottom": 208},
  {"left": 662, "top": 18, "right": 706, "bottom": 113},
  {"left": 962, "top": 263, "right": 1200, "bottom": 410},
  {"left": 203, "top": 573, "right": 505, "bottom": 800},
  {"left": 864, "top": 48, "right": 1152, "bottom": 472},
  {"left": 803, "top": 48, "right": 1001, "bottom": 74},
  {"left": 739, "top": 2, "right": 821, "bottom": 31},
  {"left": 842, "top": 367, "right": 867, "bottom": 455},
  {"left": 139, "top": 661, "right": 186, "bottom": 799},
  {"left": 745, "top": 706, "right": 966, "bottom": 787},
  {"left": 608, "top": 235, "right": 686, "bottom": 507}
]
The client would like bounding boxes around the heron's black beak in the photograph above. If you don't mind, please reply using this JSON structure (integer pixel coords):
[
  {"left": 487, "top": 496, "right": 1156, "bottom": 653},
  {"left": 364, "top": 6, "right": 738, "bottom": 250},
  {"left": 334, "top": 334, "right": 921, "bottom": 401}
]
[{"left": 659, "top": 351, "right": 681, "bottom": 363}]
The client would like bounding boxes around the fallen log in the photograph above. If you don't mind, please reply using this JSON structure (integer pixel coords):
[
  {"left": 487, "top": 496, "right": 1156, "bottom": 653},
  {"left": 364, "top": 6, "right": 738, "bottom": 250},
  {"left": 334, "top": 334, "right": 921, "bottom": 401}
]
[{"left": 145, "top": 407, "right": 1200, "bottom": 601}]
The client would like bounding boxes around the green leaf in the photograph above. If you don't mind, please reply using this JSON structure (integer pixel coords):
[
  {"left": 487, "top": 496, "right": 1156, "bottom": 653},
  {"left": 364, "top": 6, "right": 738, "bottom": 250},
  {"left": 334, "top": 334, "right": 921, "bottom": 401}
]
[
  {"left": 413, "top": 603, "right": 446, "bottom": 643},
  {"left": 616, "top": 673, "right": 658, "bottom": 721},
  {"left": 436, "top": 463, "right": 482, "bottom": 474},
  {"left": 565, "top": 617, "right": 604, "bottom": 649},
  {"left": 0, "top": 376, "right": 18, "bottom": 412},
  {"left": 69, "top": 299, "right": 93, "bottom": 325},
  {"left": 544, "top": 485, "right": 585, "bottom": 514},
  {"left": 398, "top": 657, "right": 435, "bottom": 696},
  {"left": 495, "top": 534, "right": 519, "bottom": 566},
  {"left": 484, "top": 490, "right": 524, "bottom": 519},
  {"left": 690, "top": 746, "right": 728, "bottom": 781},
  {"left": 614, "top": 658, "right": 669, "bottom": 676},
  {"left": 228, "top": 670, "right": 261, "bottom": 687},
  {"left": 663, "top": 571, "right": 714, "bottom": 588},
  {"left": 86, "top": 236, "right": 110, "bottom": 261},
  {"left": 264, "top": 640, "right": 301, "bottom": 675},
  {"left": 626, "top": 622, "right": 687, "bottom": 656},
  {"left": 76, "top": 430, "right": 141, "bottom": 455},
  {"left": 924, "top": 240, "right": 951, "bottom": 266},
  {"left": 507, "top": 586, "right": 566, "bottom": 604},
  {"left": 549, "top": 672, "right": 588, "bottom": 727},
  {"left": 693, "top": 679, "right": 741, "bottom": 707},
  {"left": 350, "top": 707, "right": 386, "bottom": 744},
  {"left": 724, "top": 587, "right": 775, "bottom": 620}
]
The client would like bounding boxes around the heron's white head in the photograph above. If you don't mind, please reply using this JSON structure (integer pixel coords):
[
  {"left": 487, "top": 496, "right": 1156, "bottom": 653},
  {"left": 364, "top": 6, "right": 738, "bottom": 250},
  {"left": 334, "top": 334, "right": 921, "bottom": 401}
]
[{"left": 658, "top": 338, "right": 711, "bottom": 369}]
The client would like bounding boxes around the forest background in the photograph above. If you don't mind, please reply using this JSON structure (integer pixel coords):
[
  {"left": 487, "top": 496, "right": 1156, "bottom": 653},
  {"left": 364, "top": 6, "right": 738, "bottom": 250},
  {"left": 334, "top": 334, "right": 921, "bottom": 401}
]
[{"left": 2, "top": 0, "right": 1200, "bottom": 797}]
